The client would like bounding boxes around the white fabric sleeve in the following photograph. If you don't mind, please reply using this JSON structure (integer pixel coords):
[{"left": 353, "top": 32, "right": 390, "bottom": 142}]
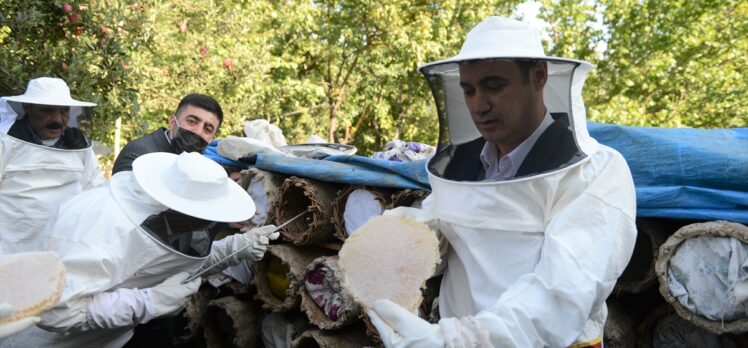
[
  {"left": 82, "top": 149, "right": 105, "bottom": 190},
  {"left": 0, "top": 139, "right": 6, "bottom": 182},
  {"left": 37, "top": 288, "right": 154, "bottom": 333},
  {"left": 86, "top": 288, "right": 155, "bottom": 329},
  {"left": 441, "top": 164, "right": 637, "bottom": 347},
  {"left": 203, "top": 235, "right": 244, "bottom": 276},
  {"left": 37, "top": 296, "right": 93, "bottom": 333}
]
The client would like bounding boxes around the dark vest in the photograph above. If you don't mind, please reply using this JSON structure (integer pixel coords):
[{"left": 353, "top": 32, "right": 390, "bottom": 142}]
[{"left": 441, "top": 113, "right": 583, "bottom": 181}]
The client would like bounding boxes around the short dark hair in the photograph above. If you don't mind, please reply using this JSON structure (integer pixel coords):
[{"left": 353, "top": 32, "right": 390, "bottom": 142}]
[
  {"left": 515, "top": 59, "right": 538, "bottom": 84},
  {"left": 176, "top": 93, "right": 224, "bottom": 129}
]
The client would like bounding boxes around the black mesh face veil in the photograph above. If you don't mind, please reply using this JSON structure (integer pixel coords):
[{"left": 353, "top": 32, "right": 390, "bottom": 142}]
[
  {"left": 141, "top": 209, "right": 217, "bottom": 257},
  {"left": 419, "top": 59, "right": 588, "bottom": 181},
  {"left": 4, "top": 102, "right": 93, "bottom": 150}
]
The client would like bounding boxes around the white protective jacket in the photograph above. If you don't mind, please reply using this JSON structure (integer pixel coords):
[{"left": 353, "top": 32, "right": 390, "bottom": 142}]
[
  {"left": 402, "top": 23, "right": 638, "bottom": 346},
  {"left": 0, "top": 132, "right": 104, "bottom": 254},
  {"left": 0, "top": 171, "right": 250, "bottom": 348}
]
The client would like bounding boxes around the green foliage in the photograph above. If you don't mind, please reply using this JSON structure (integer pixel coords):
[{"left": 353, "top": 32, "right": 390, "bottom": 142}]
[
  {"left": 540, "top": 0, "right": 748, "bottom": 128},
  {"left": 0, "top": 0, "right": 150, "bottom": 142},
  {"left": 1, "top": 0, "right": 745, "bottom": 173}
]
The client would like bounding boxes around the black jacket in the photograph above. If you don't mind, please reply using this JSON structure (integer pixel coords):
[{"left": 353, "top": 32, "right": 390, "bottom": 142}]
[
  {"left": 112, "top": 128, "right": 175, "bottom": 174},
  {"left": 442, "top": 114, "right": 583, "bottom": 181}
]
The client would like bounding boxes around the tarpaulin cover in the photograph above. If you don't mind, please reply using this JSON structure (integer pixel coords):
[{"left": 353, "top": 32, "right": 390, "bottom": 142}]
[
  {"left": 203, "top": 140, "right": 248, "bottom": 169},
  {"left": 588, "top": 122, "right": 748, "bottom": 224},
  {"left": 253, "top": 154, "right": 430, "bottom": 190},
  {"left": 205, "top": 123, "right": 747, "bottom": 223}
]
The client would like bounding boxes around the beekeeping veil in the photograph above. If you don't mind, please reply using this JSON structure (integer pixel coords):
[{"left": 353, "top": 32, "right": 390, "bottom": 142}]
[
  {"left": 1, "top": 77, "right": 96, "bottom": 149},
  {"left": 377, "top": 17, "right": 638, "bottom": 347},
  {"left": 419, "top": 17, "right": 596, "bottom": 179},
  {"left": 0, "top": 78, "right": 103, "bottom": 255}
]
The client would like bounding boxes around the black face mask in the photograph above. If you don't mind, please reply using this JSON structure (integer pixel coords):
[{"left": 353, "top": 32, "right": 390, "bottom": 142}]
[{"left": 171, "top": 127, "right": 209, "bottom": 154}]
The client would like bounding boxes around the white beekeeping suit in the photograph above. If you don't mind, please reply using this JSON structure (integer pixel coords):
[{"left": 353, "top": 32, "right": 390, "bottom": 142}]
[
  {"left": 0, "top": 152, "right": 277, "bottom": 347},
  {"left": 368, "top": 17, "right": 637, "bottom": 347},
  {"left": 0, "top": 78, "right": 104, "bottom": 255}
]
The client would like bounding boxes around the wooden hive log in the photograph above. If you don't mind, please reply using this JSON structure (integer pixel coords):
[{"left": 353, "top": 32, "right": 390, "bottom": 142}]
[
  {"left": 647, "top": 313, "right": 748, "bottom": 348},
  {"left": 290, "top": 327, "right": 374, "bottom": 348},
  {"left": 419, "top": 275, "right": 443, "bottom": 324},
  {"left": 259, "top": 311, "right": 313, "bottom": 348},
  {"left": 300, "top": 255, "right": 361, "bottom": 329},
  {"left": 655, "top": 220, "right": 748, "bottom": 334},
  {"left": 202, "top": 296, "right": 261, "bottom": 348},
  {"left": 614, "top": 219, "right": 675, "bottom": 295},
  {"left": 252, "top": 244, "right": 335, "bottom": 312},
  {"left": 386, "top": 189, "right": 429, "bottom": 210},
  {"left": 238, "top": 168, "right": 286, "bottom": 227},
  {"left": 173, "top": 285, "right": 219, "bottom": 346},
  {"left": 331, "top": 185, "right": 394, "bottom": 241},
  {"left": 603, "top": 299, "right": 637, "bottom": 348},
  {"left": 276, "top": 176, "right": 338, "bottom": 246}
]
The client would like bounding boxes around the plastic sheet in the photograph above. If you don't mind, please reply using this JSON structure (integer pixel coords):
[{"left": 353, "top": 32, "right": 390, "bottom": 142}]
[{"left": 588, "top": 123, "right": 748, "bottom": 224}]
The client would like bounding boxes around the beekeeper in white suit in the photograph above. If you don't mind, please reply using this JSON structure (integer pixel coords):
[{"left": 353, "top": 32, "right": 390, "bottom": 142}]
[
  {"left": 0, "top": 77, "right": 104, "bottom": 255},
  {"left": 0, "top": 152, "right": 277, "bottom": 348},
  {"left": 368, "top": 17, "right": 637, "bottom": 347}
]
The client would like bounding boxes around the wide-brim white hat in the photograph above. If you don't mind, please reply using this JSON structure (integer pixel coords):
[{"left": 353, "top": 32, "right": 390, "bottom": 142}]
[
  {"left": 133, "top": 152, "right": 255, "bottom": 222},
  {"left": 1, "top": 77, "right": 96, "bottom": 107},
  {"left": 419, "top": 16, "right": 592, "bottom": 72}
]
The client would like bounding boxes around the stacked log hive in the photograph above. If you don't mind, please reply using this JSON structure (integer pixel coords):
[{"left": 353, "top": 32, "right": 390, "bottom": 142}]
[
  {"left": 655, "top": 220, "right": 748, "bottom": 334},
  {"left": 178, "top": 165, "right": 748, "bottom": 347},
  {"left": 605, "top": 218, "right": 748, "bottom": 348},
  {"left": 331, "top": 185, "right": 394, "bottom": 241}
]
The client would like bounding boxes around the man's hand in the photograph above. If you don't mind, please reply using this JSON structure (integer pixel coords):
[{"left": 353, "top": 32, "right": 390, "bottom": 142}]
[
  {"left": 367, "top": 299, "right": 444, "bottom": 348},
  {"left": 233, "top": 225, "right": 279, "bottom": 261},
  {"left": 0, "top": 303, "right": 40, "bottom": 338}
]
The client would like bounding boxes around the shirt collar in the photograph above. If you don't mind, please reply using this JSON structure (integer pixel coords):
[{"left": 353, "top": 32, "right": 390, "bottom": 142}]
[{"left": 480, "top": 110, "right": 554, "bottom": 180}]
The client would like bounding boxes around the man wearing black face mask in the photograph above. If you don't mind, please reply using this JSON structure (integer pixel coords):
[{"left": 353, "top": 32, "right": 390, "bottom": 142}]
[
  {"left": 112, "top": 93, "right": 222, "bottom": 174},
  {"left": 110, "top": 94, "right": 222, "bottom": 348}
]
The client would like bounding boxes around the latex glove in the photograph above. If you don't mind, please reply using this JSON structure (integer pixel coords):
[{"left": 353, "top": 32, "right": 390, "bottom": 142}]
[
  {"left": 147, "top": 272, "right": 201, "bottom": 318},
  {"left": 233, "top": 225, "right": 280, "bottom": 261},
  {"left": 367, "top": 299, "right": 444, "bottom": 348},
  {"left": 369, "top": 300, "right": 493, "bottom": 348},
  {"left": 0, "top": 303, "right": 40, "bottom": 338}
]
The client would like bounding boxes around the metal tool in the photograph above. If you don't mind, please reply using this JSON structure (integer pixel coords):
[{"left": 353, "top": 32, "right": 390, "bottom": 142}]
[{"left": 183, "top": 210, "right": 309, "bottom": 283}]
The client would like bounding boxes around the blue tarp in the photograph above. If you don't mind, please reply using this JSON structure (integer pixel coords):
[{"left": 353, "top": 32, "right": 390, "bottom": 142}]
[
  {"left": 588, "top": 123, "right": 748, "bottom": 224},
  {"left": 206, "top": 124, "right": 748, "bottom": 223},
  {"left": 203, "top": 140, "right": 249, "bottom": 169},
  {"left": 254, "top": 154, "right": 430, "bottom": 190}
]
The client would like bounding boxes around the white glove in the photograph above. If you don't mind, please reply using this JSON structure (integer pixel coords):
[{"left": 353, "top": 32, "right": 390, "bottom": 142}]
[
  {"left": 368, "top": 300, "right": 492, "bottom": 348},
  {"left": 368, "top": 299, "right": 444, "bottom": 348},
  {"left": 147, "top": 272, "right": 201, "bottom": 319},
  {"left": 233, "top": 225, "right": 280, "bottom": 261},
  {"left": 0, "top": 303, "right": 40, "bottom": 338}
]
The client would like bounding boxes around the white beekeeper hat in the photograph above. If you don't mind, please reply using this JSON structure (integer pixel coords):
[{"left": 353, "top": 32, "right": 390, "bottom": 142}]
[
  {"left": 133, "top": 152, "right": 256, "bottom": 222},
  {"left": 417, "top": 16, "right": 596, "bottom": 153},
  {"left": 2, "top": 77, "right": 96, "bottom": 107},
  {"left": 419, "top": 16, "right": 592, "bottom": 70}
]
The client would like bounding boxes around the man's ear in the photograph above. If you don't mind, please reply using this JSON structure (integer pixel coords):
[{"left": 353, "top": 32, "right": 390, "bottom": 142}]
[
  {"left": 21, "top": 103, "right": 31, "bottom": 115},
  {"left": 167, "top": 114, "right": 177, "bottom": 128},
  {"left": 532, "top": 61, "right": 548, "bottom": 91}
]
